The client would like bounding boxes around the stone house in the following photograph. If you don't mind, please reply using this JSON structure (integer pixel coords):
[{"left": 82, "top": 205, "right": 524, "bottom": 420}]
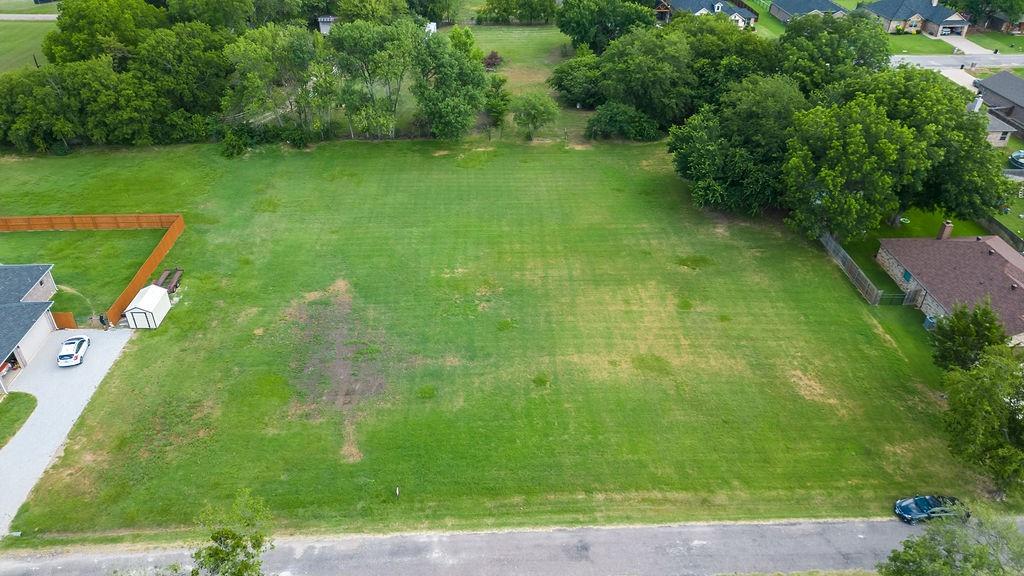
[{"left": 876, "top": 222, "right": 1024, "bottom": 345}]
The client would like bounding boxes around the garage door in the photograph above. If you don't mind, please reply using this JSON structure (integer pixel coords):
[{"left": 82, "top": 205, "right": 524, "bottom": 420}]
[{"left": 16, "top": 313, "right": 54, "bottom": 365}]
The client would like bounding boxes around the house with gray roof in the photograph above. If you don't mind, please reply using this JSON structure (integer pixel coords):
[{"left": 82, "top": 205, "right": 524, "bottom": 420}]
[
  {"left": 864, "top": 0, "right": 969, "bottom": 35},
  {"left": 876, "top": 222, "right": 1024, "bottom": 345},
  {"left": 769, "top": 0, "right": 845, "bottom": 23},
  {"left": 0, "top": 264, "right": 56, "bottom": 389},
  {"left": 969, "top": 95, "right": 1017, "bottom": 147},
  {"left": 975, "top": 71, "right": 1024, "bottom": 133},
  {"left": 654, "top": 0, "right": 758, "bottom": 27}
]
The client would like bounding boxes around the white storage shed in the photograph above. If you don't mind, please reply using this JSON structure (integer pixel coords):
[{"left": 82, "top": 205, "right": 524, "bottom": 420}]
[{"left": 125, "top": 285, "right": 171, "bottom": 329}]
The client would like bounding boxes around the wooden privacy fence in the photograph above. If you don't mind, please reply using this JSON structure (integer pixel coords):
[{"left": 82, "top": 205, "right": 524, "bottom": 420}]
[
  {"left": 51, "top": 311, "right": 78, "bottom": 329},
  {"left": 0, "top": 213, "right": 185, "bottom": 324}
]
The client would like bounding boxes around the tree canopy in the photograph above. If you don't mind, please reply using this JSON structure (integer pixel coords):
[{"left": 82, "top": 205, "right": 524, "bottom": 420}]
[
  {"left": 931, "top": 299, "right": 1008, "bottom": 370},
  {"left": 555, "top": 0, "right": 655, "bottom": 54}
]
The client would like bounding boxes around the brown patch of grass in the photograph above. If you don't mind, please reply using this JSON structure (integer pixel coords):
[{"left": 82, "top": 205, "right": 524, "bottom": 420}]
[
  {"left": 432, "top": 150, "right": 450, "bottom": 157},
  {"left": 566, "top": 143, "right": 592, "bottom": 150},
  {"left": 790, "top": 369, "right": 848, "bottom": 417},
  {"left": 865, "top": 312, "right": 905, "bottom": 360},
  {"left": 252, "top": 327, "right": 265, "bottom": 336},
  {"left": 341, "top": 418, "right": 363, "bottom": 462}
]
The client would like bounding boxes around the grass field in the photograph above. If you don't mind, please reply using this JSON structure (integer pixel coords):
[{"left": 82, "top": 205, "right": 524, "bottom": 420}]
[
  {"left": 887, "top": 33, "right": 954, "bottom": 55},
  {"left": 969, "top": 31, "right": 1024, "bottom": 54},
  {"left": 0, "top": 139, "right": 987, "bottom": 546},
  {"left": 969, "top": 67, "right": 1024, "bottom": 79},
  {"left": 0, "top": 229, "right": 168, "bottom": 323},
  {"left": 0, "top": 0, "right": 58, "bottom": 13},
  {"left": 0, "top": 393, "right": 36, "bottom": 451},
  {"left": 754, "top": 13, "right": 787, "bottom": 39},
  {"left": 0, "top": 21, "right": 53, "bottom": 73}
]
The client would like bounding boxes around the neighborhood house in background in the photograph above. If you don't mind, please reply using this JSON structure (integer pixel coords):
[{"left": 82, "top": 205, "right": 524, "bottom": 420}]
[
  {"left": 969, "top": 96, "right": 1017, "bottom": 147},
  {"left": 877, "top": 222, "right": 1024, "bottom": 345},
  {"left": 0, "top": 264, "right": 56, "bottom": 390},
  {"left": 654, "top": 0, "right": 758, "bottom": 28},
  {"left": 864, "top": 0, "right": 969, "bottom": 36},
  {"left": 768, "top": 0, "right": 845, "bottom": 23},
  {"left": 974, "top": 72, "right": 1024, "bottom": 140}
]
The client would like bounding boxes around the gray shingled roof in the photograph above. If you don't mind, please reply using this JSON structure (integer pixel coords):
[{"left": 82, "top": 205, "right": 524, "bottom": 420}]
[
  {"left": 880, "top": 235, "right": 1024, "bottom": 336},
  {"left": 0, "top": 301, "right": 52, "bottom": 364},
  {"left": 669, "top": 0, "right": 756, "bottom": 20},
  {"left": 989, "top": 112, "right": 1016, "bottom": 133},
  {"left": 0, "top": 264, "right": 54, "bottom": 365},
  {"left": 0, "top": 264, "right": 52, "bottom": 304},
  {"left": 771, "top": 0, "right": 845, "bottom": 16},
  {"left": 977, "top": 71, "right": 1024, "bottom": 108},
  {"left": 865, "top": 0, "right": 960, "bottom": 23}
]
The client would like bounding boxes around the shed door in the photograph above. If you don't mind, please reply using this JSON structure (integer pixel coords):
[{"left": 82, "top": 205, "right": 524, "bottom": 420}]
[{"left": 131, "top": 311, "right": 153, "bottom": 329}]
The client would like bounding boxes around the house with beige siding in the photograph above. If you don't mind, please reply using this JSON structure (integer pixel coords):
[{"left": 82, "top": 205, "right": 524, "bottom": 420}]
[
  {"left": 0, "top": 264, "right": 56, "bottom": 390},
  {"left": 864, "top": 0, "right": 969, "bottom": 35}
]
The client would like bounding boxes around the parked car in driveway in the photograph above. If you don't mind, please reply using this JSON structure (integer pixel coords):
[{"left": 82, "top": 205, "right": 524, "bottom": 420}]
[
  {"left": 56, "top": 336, "right": 91, "bottom": 367},
  {"left": 1010, "top": 150, "right": 1024, "bottom": 169},
  {"left": 894, "top": 495, "right": 967, "bottom": 524}
]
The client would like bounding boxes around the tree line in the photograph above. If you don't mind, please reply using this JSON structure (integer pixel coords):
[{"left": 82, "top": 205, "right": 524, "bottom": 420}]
[
  {"left": 548, "top": 3, "right": 1016, "bottom": 241},
  {"left": 0, "top": 0, "right": 492, "bottom": 153}
]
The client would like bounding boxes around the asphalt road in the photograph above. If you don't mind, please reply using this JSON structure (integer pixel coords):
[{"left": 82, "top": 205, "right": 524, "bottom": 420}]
[
  {"left": 0, "top": 14, "right": 57, "bottom": 20},
  {"left": 0, "top": 519, "right": 924, "bottom": 576},
  {"left": 893, "top": 53, "right": 1024, "bottom": 69}
]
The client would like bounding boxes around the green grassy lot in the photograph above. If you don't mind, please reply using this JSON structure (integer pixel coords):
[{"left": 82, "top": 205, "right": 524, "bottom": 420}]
[
  {"left": 0, "top": 392, "right": 36, "bottom": 450},
  {"left": 753, "top": 12, "right": 786, "bottom": 39},
  {"left": 0, "top": 229, "right": 168, "bottom": 323},
  {"left": 969, "top": 31, "right": 1024, "bottom": 54},
  {"left": 470, "top": 26, "right": 569, "bottom": 93},
  {"left": 0, "top": 21, "right": 53, "bottom": 73},
  {"left": 0, "top": 0, "right": 59, "bottom": 13},
  {"left": 844, "top": 209, "right": 988, "bottom": 292},
  {"left": 0, "top": 140, "right": 986, "bottom": 546},
  {"left": 887, "top": 33, "right": 955, "bottom": 55},
  {"left": 969, "top": 67, "right": 1024, "bottom": 79}
]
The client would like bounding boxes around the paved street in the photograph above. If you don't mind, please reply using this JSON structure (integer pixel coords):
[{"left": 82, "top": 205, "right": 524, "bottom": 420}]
[
  {"left": 893, "top": 53, "right": 1024, "bottom": 68},
  {"left": 0, "top": 14, "right": 57, "bottom": 20},
  {"left": 0, "top": 329, "right": 132, "bottom": 536},
  {"left": 0, "top": 519, "right": 923, "bottom": 576}
]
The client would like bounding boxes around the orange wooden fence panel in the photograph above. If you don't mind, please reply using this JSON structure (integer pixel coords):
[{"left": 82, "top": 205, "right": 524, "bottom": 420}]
[
  {"left": 0, "top": 213, "right": 186, "bottom": 325},
  {"left": 105, "top": 215, "right": 186, "bottom": 322},
  {"left": 51, "top": 311, "right": 78, "bottom": 329},
  {"left": 0, "top": 214, "right": 179, "bottom": 232}
]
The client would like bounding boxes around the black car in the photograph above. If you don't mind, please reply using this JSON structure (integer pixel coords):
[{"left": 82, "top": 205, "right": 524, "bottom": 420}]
[
  {"left": 1010, "top": 150, "right": 1024, "bottom": 169},
  {"left": 894, "top": 495, "right": 967, "bottom": 524}
]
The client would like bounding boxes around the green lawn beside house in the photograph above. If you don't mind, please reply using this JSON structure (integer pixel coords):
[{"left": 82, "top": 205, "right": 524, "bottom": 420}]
[
  {"left": 888, "top": 33, "right": 955, "bottom": 55},
  {"left": 0, "top": 393, "right": 37, "bottom": 450},
  {"left": 0, "top": 21, "right": 54, "bottom": 73},
  {"left": 0, "top": 140, "right": 986, "bottom": 547},
  {"left": 0, "top": 229, "right": 167, "bottom": 323},
  {"left": 0, "top": 0, "right": 59, "bottom": 13},
  {"left": 969, "top": 31, "right": 1024, "bottom": 53}
]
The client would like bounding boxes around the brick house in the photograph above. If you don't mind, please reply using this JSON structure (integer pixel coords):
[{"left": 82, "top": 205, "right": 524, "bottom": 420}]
[
  {"left": 864, "top": 0, "right": 969, "bottom": 36},
  {"left": 876, "top": 222, "right": 1024, "bottom": 345}
]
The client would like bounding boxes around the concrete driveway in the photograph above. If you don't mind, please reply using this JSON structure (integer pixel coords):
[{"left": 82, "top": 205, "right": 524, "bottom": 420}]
[
  {"left": 940, "top": 34, "right": 992, "bottom": 54},
  {"left": 938, "top": 67, "right": 979, "bottom": 91},
  {"left": 0, "top": 329, "right": 131, "bottom": 536}
]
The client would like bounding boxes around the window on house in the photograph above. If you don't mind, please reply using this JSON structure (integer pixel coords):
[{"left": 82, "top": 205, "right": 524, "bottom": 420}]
[
  {"left": 38, "top": 279, "right": 43, "bottom": 286},
  {"left": 714, "top": 3, "right": 722, "bottom": 11},
  {"left": 1000, "top": 132, "right": 1009, "bottom": 141}
]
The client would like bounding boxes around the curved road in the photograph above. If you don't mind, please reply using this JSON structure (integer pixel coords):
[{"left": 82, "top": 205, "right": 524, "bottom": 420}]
[{"left": 0, "top": 518, "right": 924, "bottom": 576}]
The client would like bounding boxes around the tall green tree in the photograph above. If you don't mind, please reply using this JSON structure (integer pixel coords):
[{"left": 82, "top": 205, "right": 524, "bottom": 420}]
[
  {"left": 597, "top": 26, "right": 694, "bottom": 127},
  {"left": 130, "top": 22, "right": 233, "bottom": 115},
  {"left": 483, "top": 74, "right": 511, "bottom": 133},
  {"left": 335, "top": 0, "right": 408, "bottom": 22},
  {"left": 510, "top": 92, "right": 558, "bottom": 139},
  {"left": 168, "top": 0, "right": 254, "bottom": 29},
  {"left": 931, "top": 299, "right": 1008, "bottom": 370},
  {"left": 945, "top": 346, "right": 1024, "bottom": 497},
  {"left": 783, "top": 96, "right": 925, "bottom": 239},
  {"left": 780, "top": 11, "right": 890, "bottom": 93},
  {"left": 878, "top": 505, "right": 1024, "bottom": 575},
  {"left": 556, "top": 0, "right": 655, "bottom": 54},
  {"left": 668, "top": 74, "right": 807, "bottom": 215},
  {"left": 548, "top": 47, "right": 603, "bottom": 108},
  {"left": 412, "top": 28, "right": 487, "bottom": 139},
  {"left": 408, "top": 0, "right": 463, "bottom": 22},
  {"left": 829, "top": 67, "right": 1014, "bottom": 225},
  {"left": 42, "top": 0, "right": 168, "bottom": 67},
  {"left": 191, "top": 489, "right": 273, "bottom": 576},
  {"left": 947, "top": 0, "right": 1024, "bottom": 23}
]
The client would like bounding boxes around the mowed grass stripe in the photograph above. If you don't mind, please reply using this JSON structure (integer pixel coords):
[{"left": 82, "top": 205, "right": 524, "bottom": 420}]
[{"left": 0, "top": 141, "right": 981, "bottom": 543}]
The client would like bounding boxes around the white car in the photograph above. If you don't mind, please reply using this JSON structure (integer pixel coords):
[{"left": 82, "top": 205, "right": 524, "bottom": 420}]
[{"left": 56, "top": 336, "right": 91, "bottom": 367}]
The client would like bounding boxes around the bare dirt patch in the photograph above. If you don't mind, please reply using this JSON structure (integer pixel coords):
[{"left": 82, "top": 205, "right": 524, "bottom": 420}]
[
  {"left": 283, "top": 279, "right": 387, "bottom": 461},
  {"left": 790, "top": 369, "right": 847, "bottom": 417},
  {"left": 567, "top": 143, "right": 592, "bottom": 150},
  {"left": 432, "top": 150, "right": 450, "bottom": 157}
]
